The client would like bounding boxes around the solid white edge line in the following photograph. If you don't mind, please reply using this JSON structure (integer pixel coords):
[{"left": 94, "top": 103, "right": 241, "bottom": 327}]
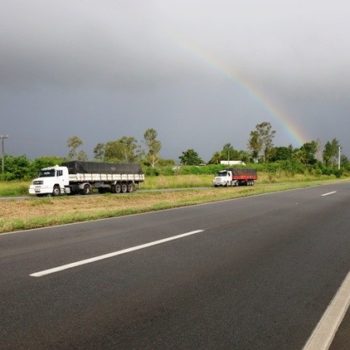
[
  {"left": 321, "top": 191, "right": 337, "bottom": 197},
  {"left": 303, "top": 271, "right": 350, "bottom": 350},
  {"left": 30, "top": 229, "right": 204, "bottom": 277}
]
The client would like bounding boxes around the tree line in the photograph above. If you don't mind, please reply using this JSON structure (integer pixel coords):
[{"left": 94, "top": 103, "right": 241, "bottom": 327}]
[
  {"left": 66, "top": 128, "right": 163, "bottom": 168},
  {"left": 1, "top": 123, "right": 349, "bottom": 180},
  {"left": 179, "top": 122, "right": 346, "bottom": 168}
]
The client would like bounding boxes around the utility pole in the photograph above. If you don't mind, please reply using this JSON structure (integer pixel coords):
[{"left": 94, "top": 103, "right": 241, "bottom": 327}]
[
  {"left": 0, "top": 135, "right": 8, "bottom": 179},
  {"left": 338, "top": 146, "right": 341, "bottom": 170}
]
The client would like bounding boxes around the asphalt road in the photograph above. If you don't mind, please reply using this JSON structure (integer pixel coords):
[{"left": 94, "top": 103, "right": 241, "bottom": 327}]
[{"left": 1, "top": 183, "right": 350, "bottom": 349}]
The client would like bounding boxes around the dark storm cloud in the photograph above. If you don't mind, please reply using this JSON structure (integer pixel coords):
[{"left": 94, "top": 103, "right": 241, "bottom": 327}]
[{"left": 1, "top": 0, "right": 349, "bottom": 158}]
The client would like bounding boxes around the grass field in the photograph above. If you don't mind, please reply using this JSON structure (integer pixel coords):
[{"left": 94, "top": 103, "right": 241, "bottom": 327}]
[
  {"left": 0, "top": 175, "right": 348, "bottom": 233},
  {"left": 0, "top": 173, "right": 341, "bottom": 196},
  {"left": 0, "top": 181, "right": 29, "bottom": 196}
]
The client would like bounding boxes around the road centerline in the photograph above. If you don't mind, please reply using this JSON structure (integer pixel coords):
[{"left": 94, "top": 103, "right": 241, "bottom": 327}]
[
  {"left": 30, "top": 229, "right": 205, "bottom": 277},
  {"left": 321, "top": 191, "right": 337, "bottom": 197}
]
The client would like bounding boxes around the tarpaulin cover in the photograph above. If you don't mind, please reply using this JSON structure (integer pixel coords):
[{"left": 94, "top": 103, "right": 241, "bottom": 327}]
[
  {"left": 62, "top": 161, "right": 143, "bottom": 175},
  {"left": 229, "top": 168, "right": 257, "bottom": 177}
]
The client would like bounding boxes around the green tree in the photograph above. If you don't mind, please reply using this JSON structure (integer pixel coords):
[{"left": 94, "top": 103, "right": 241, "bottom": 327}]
[
  {"left": 221, "top": 143, "right": 241, "bottom": 161},
  {"left": 3, "top": 155, "right": 31, "bottom": 180},
  {"left": 248, "top": 122, "right": 276, "bottom": 162},
  {"left": 208, "top": 151, "right": 222, "bottom": 164},
  {"left": 29, "top": 156, "right": 64, "bottom": 178},
  {"left": 144, "top": 128, "right": 161, "bottom": 168},
  {"left": 158, "top": 158, "right": 176, "bottom": 167},
  {"left": 248, "top": 130, "right": 262, "bottom": 161},
  {"left": 296, "top": 141, "right": 319, "bottom": 165},
  {"left": 179, "top": 149, "right": 203, "bottom": 165},
  {"left": 67, "top": 136, "right": 87, "bottom": 160},
  {"left": 93, "top": 143, "right": 105, "bottom": 161},
  {"left": 323, "top": 138, "right": 340, "bottom": 166},
  {"left": 77, "top": 150, "right": 88, "bottom": 161},
  {"left": 270, "top": 145, "right": 294, "bottom": 161},
  {"left": 341, "top": 154, "right": 350, "bottom": 170},
  {"left": 208, "top": 144, "right": 244, "bottom": 164},
  {"left": 104, "top": 137, "right": 140, "bottom": 163}
]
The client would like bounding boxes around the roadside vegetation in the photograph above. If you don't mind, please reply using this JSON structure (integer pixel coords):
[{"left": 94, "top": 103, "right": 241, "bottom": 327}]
[
  {"left": 1, "top": 177, "right": 348, "bottom": 234},
  {"left": 0, "top": 167, "right": 348, "bottom": 197},
  {"left": 1, "top": 122, "right": 349, "bottom": 232}
]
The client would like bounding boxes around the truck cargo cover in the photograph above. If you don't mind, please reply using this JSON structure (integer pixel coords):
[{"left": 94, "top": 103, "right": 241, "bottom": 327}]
[
  {"left": 62, "top": 161, "right": 143, "bottom": 175},
  {"left": 229, "top": 168, "right": 257, "bottom": 176}
]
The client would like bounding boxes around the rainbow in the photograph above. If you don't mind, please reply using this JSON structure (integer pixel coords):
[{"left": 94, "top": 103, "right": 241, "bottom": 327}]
[{"left": 174, "top": 38, "right": 309, "bottom": 146}]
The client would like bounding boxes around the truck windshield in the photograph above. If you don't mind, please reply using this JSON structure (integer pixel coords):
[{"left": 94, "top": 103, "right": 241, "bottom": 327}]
[
  {"left": 218, "top": 171, "right": 227, "bottom": 177},
  {"left": 39, "top": 169, "right": 56, "bottom": 177}
]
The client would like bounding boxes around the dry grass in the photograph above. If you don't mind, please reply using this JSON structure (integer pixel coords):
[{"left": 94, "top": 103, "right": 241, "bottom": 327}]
[
  {"left": 1, "top": 178, "right": 348, "bottom": 233},
  {"left": 143, "top": 175, "right": 212, "bottom": 189}
]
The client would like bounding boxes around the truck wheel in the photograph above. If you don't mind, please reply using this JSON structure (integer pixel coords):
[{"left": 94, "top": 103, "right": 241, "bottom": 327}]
[
  {"left": 127, "top": 183, "right": 134, "bottom": 193},
  {"left": 52, "top": 185, "right": 60, "bottom": 196},
  {"left": 121, "top": 183, "right": 128, "bottom": 193},
  {"left": 82, "top": 184, "right": 91, "bottom": 195},
  {"left": 114, "top": 184, "right": 122, "bottom": 193}
]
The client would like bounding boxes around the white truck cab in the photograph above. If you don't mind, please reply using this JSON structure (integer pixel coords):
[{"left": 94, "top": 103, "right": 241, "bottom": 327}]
[
  {"left": 29, "top": 161, "right": 145, "bottom": 196},
  {"left": 213, "top": 170, "right": 235, "bottom": 187},
  {"left": 29, "top": 165, "right": 69, "bottom": 196}
]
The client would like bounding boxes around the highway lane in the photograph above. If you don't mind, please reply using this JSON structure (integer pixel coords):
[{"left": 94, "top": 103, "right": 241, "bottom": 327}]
[{"left": 1, "top": 182, "right": 350, "bottom": 349}]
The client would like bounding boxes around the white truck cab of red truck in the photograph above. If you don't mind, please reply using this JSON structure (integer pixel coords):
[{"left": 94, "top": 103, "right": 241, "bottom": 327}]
[{"left": 213, "top": 169, "right": 236, "bottom": 187}]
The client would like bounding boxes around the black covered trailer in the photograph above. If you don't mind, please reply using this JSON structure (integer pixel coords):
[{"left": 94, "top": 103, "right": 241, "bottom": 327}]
[
  {"left": 229, "top": 168, "right": 257, "bottom": 178},
  {"left": 61, "top": 161, "right": 145, "bottom": 194},
  {"left": 62, "top": 161, "right": 143, "bottom": 175}
]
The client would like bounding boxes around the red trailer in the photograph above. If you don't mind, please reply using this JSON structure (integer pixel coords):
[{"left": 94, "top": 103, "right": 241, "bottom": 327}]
[{"left": 213, "top": 168, "right": 257, "bottom": 187}]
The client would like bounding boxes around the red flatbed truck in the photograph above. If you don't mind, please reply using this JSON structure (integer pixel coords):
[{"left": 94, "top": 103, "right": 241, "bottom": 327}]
[{"left": 213, "top": 168, "right": 257, "bottom": 187}]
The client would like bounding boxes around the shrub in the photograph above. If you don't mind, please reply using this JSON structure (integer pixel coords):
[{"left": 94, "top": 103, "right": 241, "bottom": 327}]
[{"left": 334, "top": 169, "right": 343, "bottom": 178}]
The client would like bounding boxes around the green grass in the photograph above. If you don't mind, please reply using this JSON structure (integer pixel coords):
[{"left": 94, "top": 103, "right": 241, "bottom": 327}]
[
  {"left": 0, "top": 171, "right": 344, "bottom": 197},
  {"left": 0, "top": 181, "right": 29, "bottom": 196},
  {"left": 0, "top": 172, "right": 344, "bottom": 196},
  {"left": 1, "top": 176, "right": 349, "bottom": 233},
  {"left": 142, "top": 172, "right": 340, "bottom": 189},
  {"left": 143, "top": 174, "right": 213, "bottom": 189}
]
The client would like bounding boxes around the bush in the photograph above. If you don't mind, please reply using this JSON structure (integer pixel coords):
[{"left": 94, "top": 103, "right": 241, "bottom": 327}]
[
  {"left": 144, "top": 167, "right": 160, "bottom": 176},
  {"left": 334, "top": 169, "right": 343, "bottom": 178},
  {"left": 3, "top": 155, "right": 31, "bottom": 180}
]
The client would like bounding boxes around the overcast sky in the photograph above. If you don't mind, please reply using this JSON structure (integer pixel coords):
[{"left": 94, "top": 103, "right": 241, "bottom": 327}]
[{"left": 1, "top": 0, "right": 349, "bottom": 161}]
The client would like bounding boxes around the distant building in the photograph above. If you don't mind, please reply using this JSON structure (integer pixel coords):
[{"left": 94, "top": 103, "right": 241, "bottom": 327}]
[{"left": 220, "top": 160, "right": 246, "bottom": 166}]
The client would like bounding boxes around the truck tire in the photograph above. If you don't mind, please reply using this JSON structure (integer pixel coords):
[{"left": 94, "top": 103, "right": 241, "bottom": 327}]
[
  {"left": 114, "top": 184, "right": 121, "bottom": 193},
  {"left": 82, "top": 184, "right": 91, "bottom": 195},
  {"left": 121, "top": 183, "right": 128, "bottom": 193},
  {"left": 127, "top": 183, "right": 134, "bottom": 193},
  {"left": 52, "top": 185, "right": 60, "bottom": 196}
]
